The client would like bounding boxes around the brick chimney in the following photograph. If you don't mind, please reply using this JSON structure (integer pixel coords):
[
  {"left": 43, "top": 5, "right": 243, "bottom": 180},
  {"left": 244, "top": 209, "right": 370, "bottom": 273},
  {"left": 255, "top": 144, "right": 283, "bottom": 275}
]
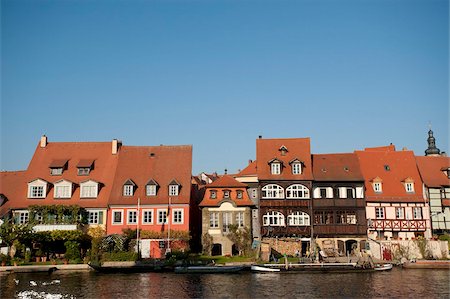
[
  {"left": 112, "top": 139, "right": 121, "bottom": 155},
  {"left": 40, "top": 135, "right": 48, "bottom": 148}
]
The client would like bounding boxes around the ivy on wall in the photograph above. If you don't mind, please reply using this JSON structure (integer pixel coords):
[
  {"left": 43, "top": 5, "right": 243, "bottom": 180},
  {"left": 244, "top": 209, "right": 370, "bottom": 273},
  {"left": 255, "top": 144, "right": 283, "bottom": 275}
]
[{"left": 27, "top": 205, "right": 88, "bottom": 225}]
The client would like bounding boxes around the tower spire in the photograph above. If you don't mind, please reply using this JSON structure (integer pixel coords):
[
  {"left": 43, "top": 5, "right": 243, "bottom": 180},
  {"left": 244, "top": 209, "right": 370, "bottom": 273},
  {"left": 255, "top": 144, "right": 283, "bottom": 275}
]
[{"left": 425, "top": 126, "right": 441, "bottom": 156}]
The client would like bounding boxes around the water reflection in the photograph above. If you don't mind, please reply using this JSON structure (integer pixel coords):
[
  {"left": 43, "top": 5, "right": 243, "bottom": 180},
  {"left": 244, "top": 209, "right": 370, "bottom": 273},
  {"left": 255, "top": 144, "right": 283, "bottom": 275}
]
[{"left": 1, "top": 268, "right": 449, "bottom": 299}]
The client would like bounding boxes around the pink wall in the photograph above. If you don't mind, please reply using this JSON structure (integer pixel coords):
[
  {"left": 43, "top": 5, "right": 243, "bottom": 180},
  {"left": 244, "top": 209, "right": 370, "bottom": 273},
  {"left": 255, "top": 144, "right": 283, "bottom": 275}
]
[{"left": 106, "top": 205, "right": 190, "bottom": 235}]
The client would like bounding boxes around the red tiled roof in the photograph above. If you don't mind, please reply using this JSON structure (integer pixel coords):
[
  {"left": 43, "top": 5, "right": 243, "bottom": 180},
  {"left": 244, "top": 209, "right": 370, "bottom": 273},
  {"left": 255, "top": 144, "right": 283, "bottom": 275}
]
[
  {"left": 312, "top": 153, "right": 364, "bottom": 181},
  {"left": 256, "top": 138, "right": 313, "bottom": 180},
  {"left": 237, "top": 160, "right": 257, "bottom": 177},
  {"left": 108, "top": 145, "right": 192, "bottom": 206},
  {"left": 49, "top": 159, "right": 68, "bottom": 168},
  {"left": 355, "top": 146, "right": 424, "bottom": 203},
  {"left": 206, "top": 175, "right": 247, "bottom": 188},
  {"left": 0, "top": 171, "right": 27, "bottom": 217},
  {"left": 415, "top": 156, "right": 450, "bottom": 188},
  {"left": 13, "top": 141, "right": 120, "bottom": 209}
]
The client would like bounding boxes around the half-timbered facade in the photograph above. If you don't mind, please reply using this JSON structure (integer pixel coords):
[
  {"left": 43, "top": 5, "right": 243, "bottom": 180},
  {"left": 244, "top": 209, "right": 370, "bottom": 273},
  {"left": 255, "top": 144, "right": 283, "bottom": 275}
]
[
  {"left": 312, "top": 153, "right": 367, "bottom": 255},
  {"left": 356, "top": 145, "right": 431, "bottom": 240},
  {"left": 256, "top": 137, "right": 313, "bottom": 255}
]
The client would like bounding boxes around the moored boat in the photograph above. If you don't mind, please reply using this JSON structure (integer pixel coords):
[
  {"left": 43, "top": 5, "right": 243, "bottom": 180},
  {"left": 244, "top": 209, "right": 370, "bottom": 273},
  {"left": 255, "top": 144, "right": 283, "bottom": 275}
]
[
  {"left": 174, "top": 265, "right": 245, "bottom": 274},
  {"left": 374, "top": 263, "right": 393, "bottom": 271},
  {"left": 402, "top": 260, "right": 450, "bottom": 269},
  {"left": 251, "top": 265, "right": 281, "bottom": 272},
  {"left": 256, "top": 262, "right": 393, "bottom": 273}
]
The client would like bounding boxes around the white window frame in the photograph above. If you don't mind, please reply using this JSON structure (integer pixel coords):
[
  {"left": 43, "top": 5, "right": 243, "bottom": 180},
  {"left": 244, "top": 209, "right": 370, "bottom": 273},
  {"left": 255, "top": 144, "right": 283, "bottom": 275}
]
[
  {"left": 127, "top": 210, "right": 138, "bottom": 225},
  {"left": 375, "top": 207, "right": 384, "bottom": 219},
  {"left": 271, "top": 163, "right": 281, "bottom": 175},
  {"left": 210, "top": 190, "right": 217, "bottom": 199},
  {"left": 286, "top": 184, "right": 310, "bottom": 199},
  {"left": 222, "top": 212, "right": 232, "bottom": 233},
  {"left": 112, "top": 210, "right": 123, "bottom": 225},
  {"left": 172, "top": 209, "right": 184, "bottom": 224},
  {"left": 89, "top": 211, "right": 100, "bottom": 224},
  {"left": 80, "top": 181, "right": 99, "bottom": 198},
  {"left": 405, "top": 182, "right": 414, "bottom": 193},
  {"left": 50, "top": 168, "right": 63, "bottom": 175},
  {"left": 292, "top": 162, "right": 302, "bottom": 175},
  {"left": 54, "top": 180, "right": 72, "bottom": 199},
  {"left": 123, "top": 185, "right": 134, "bottom": 196},
  {"left": 28, "top": 180, "right": 47, "bottom": 198},
  {"left": 77, "top": 167, "right": 91, "bottom": 176},
  {"left": 395, "top": 207, "right": 404, "bottom": 219},
  {"left": 262, "top": 211, "right": 285, "bottom": 227},
  {"left": 261, "top": 184, "right": 284, "bottom": 199},
  {"left": 223, "top": 190, "right": 230, "bottom": 199},
  {"left": 16, "top": 211, "right": 29, "bottom": 224},
  {"left": 373, "top": 182, "right": 382, "bottom": 193},
  {"left": 142, "top": 209, "right": 153, "bottom": 224},
  {"left": 210, "top": 212, "right": 219, "bottom": 228},
  {"left": 236, "top": 212, "right": 244, "bottom": 228},
  {"left": 169, "top": 185, "right": 179, "bottom": 196},
  {"left": 157, "top": 209, "right": 168, "bottom": 224},
  {"left": 413, "top": 207, "right": 422, "bottom": 219},
  {"left": 146, "top": 185, "right": 157, "bottom": 196},
  {"left": 287, "top": 211, "right": 310, "bottom": 226},
  {"left": 236, "top": 190, "right": 243, "bottom": 199}
]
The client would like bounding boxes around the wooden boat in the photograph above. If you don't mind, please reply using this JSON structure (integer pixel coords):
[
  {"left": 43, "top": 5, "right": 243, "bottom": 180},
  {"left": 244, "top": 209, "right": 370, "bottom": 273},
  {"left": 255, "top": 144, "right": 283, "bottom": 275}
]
[
  {"left": 251, "top": 265, "right": 281, "bottom": 272},
  {"left": 89, "top": 262, "right": 170, "bottom": 273},
  {"left": 374, "top": 263, "right": 393, "bottom": 271},
  {"left": 174, "top": 265, "right": 245, "bottom": 274},
  {"left": 258, "top": 262, "right": 393, "bottom": 273},
  {"left": 402, "top": 260, "right": 450, "bottom": 269}
]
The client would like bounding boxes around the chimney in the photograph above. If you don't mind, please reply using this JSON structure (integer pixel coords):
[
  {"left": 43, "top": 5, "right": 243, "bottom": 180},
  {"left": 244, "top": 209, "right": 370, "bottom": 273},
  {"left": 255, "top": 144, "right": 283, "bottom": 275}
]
[
  {"left": 248, "top": 159, "right": 253, "bottom": 165},
  {"left": 402, "top": 147, "right": 408, "bottom": 151},
  {"left": 258, "top": 135, "right": 262, "bottom": 139},
  {"left": 40, "top": 135, "right": 48, "bottom": 148},
  {"left": 112, "top": 139, "right": 121, "bottom": 155},
  {"left": 224, "top": 168, "right": 228, "bottom": 175}
]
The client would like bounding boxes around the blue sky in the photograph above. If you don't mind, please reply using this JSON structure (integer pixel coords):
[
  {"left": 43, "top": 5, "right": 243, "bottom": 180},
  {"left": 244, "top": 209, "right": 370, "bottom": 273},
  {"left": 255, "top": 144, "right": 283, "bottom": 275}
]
[{"left": 1, "top": 0, "right": 448, "bottom": 174}]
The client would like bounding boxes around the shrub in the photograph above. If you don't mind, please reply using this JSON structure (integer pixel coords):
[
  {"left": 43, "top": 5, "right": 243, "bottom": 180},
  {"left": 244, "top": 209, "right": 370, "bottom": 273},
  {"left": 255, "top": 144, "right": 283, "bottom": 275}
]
[
  {"left": 64, "top": 241, "right": 81, "bottom": 261},
  {"left": 102, "top": 251, "right": 138, "bottom": 262}
]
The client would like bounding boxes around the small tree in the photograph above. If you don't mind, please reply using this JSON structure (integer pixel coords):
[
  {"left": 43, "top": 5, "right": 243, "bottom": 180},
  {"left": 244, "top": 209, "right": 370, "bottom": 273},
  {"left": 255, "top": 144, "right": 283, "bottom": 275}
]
[
  {"left": 227, "top": 224, "right": 252, "bottom": 256},
  {"left": 64, "top": 241, "right": 81, "bottom": 262},
  {"left": 202, "top": 233, "right": 213, "bottom": 256},
  {"left": 0, "top": 221, "right": 33, "bottom": 258}
]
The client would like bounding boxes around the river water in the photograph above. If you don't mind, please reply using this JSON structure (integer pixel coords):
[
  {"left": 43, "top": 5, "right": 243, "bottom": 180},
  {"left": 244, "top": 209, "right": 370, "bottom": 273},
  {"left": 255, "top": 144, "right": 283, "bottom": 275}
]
[{"left": 1, "top": 267, "right": 449, "bottom": 298}]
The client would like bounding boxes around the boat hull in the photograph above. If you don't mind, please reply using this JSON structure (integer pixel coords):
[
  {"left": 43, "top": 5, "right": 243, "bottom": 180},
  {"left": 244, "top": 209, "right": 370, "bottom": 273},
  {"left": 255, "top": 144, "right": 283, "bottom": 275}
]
[{"left": 174, "top": 266, "right": 244, "bottom": 274}]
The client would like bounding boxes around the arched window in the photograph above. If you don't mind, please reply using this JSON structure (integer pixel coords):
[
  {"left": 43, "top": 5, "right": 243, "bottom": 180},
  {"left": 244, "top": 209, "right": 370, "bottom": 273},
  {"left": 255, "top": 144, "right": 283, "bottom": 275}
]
[
  {"left": 287, "top": 211, "right": 310, "bottom": 226},
  {"left": 261, "top": 184, "right": 284, "bottom": 199},
  {"left": 263, "top": 211, "right": 285, "bottom": 226},
  {"left": 286, "top": 184, "right": 310, "bottom": 199}
]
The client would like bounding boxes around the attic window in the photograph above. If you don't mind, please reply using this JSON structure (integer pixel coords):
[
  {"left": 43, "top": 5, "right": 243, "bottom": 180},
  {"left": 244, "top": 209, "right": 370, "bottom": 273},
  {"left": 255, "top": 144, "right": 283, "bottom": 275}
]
[
  {"left": 279, "top": 146, "right": 288, "bottom": 156},
  {"left": 146, "top": 180, "right": 158, "bottom": 196},
  {"left": 210, "top": 190, "right": 217, "bottom": 199},
  {"left": 169, "top": 179, "right": 180, "bottom": 196},
  {"left": 77, "top": 160, "right": 94, "bottom": 175},
  {"left": 49, "top": 159, "right": 68, "bottom": 175},
  {"left": 271, "top": 163, "right": 281, "bottom": 175},
  {"left": 223, "top": 190, "right": 231, "bottom": 199},
  {"left": 344, "top": 167, "right": 349, "bottom": 172},
  {"left": 123, "top": 179, "right": 136, "bottom": 196},
  {"left": 384, "top": 165, "right": 390, "bottom": 171}
]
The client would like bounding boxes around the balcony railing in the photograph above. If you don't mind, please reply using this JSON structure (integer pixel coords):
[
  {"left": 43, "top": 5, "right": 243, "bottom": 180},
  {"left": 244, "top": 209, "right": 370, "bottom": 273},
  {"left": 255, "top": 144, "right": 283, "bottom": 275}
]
[
  {"left": 32, "top": 224, "right": 81, "bottom": 232},
  {"left": 368, "top": 219, "right": 427, "bottom": 231}
]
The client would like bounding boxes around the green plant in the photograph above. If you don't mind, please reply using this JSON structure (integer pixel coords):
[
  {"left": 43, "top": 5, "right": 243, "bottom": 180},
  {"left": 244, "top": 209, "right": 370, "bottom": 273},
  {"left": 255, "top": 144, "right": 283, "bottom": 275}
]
[
  {"left": 101, "top": 251, "right": 138, "bottom": 262},
  {"left": 227, "top": 224, "right": 252, "bottom": 256},
  {"left": 64, "top": 241, "right": 81, "bottom": 261},
  {"left": 201, "top": 233, "right": 213, "bottom": 256},
  {"left": 415, "top": 236, "right": 432, "bottom": 259}
]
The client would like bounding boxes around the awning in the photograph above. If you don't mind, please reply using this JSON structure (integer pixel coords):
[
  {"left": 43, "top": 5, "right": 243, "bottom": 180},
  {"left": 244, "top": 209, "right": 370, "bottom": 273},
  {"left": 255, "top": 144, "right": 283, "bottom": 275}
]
[
  {"left": 77, "top": 159, "right": 94, "bottom": 168},
  {"left": 49, "top": 159, "right": 68, "bottom": 168}
]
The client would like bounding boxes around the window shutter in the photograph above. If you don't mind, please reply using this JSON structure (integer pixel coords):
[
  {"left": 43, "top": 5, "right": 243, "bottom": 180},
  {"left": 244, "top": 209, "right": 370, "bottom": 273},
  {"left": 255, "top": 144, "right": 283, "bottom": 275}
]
[{"left": 98, "top": 211, "right": 104, "bottom": 224}]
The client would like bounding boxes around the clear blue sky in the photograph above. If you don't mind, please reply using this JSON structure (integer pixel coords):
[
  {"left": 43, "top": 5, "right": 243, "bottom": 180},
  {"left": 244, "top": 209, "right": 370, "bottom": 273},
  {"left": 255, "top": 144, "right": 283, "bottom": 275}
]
[{"left": 1, "top": 0, "right": 448, "bottom": 175}]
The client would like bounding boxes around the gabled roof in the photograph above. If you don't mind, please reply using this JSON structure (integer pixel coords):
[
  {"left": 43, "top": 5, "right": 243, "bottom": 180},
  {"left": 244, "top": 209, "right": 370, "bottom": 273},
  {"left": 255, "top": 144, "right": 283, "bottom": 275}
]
[
  {"left": 416, "top": 156, "right": 450, "bottom": 187},
  {"left": 77, "top": 159, "right": 94, "bottom": 168},
  {"left": 312, "top": 153, "right": 364, "bottom": 181},
  {"left": 256, "top": 138, "right": 313, "bottom": 180},
  {"left": 108, "top": 145, "right": 192, "bottom": 205},
  {"left": 355, "top": 146, "right": 424, "bottom": 202},
  {"left": 146, "top": 179, "right": 159, "bottom": 186},
  {"left": 237, "top": 160, "right": 257, "bottom": 177},
  {"left": 0, "top": 171, "right": 27, "bottom": 217},
  {"left": 206, "top": 175, "right": 248, "bottom": 188},
  {"left": 123, "top": 179, "right": 136, "bottom": 186},
  {"left": 14, "top": 139, "right": 120, "bottom": 209}
]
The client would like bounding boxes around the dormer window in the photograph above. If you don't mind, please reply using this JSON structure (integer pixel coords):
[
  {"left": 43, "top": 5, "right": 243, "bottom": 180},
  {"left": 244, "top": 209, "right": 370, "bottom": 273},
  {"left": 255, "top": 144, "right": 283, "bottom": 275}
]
[
  {"left": 289, "top": 159, "right": 303, "bottom": 175},
  {"left": 54, "top": 179, "right": 73, "bottom": 199},
  {"left": 123, "top": 179, "right": 136, "bottom": 196},
  {"left": 77, "top": 160, "right": 94, "bottom": 176},
  {"left": 403, "top": 178, "right": 415, "bottom": 193},
  {"left": 80, "top": 180, "right": 99, "bottom": 198},
  {"left": 210, "top": 190, "right": 217, "bottom": 199},
  {"left": 49, "top": 159, "right": 68, "bottom": 176},
  {"left": 373, "top": 182, "right": 382, "bottom": 193},
  {"left": 268, "top": 159, "right": 283, "bottom": 175},
  {"left": 169, "top": 179, "right": 180, "bottom": 196},
  {"left": 237, "top": 190, "right": 243, "bottom": 199},
  {"left": 223, "top": 190, "right": 231, "bottom": 199},
  {"left": 146, "top": 179, "right": 159, "bottom": 196},
  {"left": 279, "top": 145, "right": 288, "bottom": 156},
  {"left": 28, "top": 179, "right": 48, "bottom": 199}
]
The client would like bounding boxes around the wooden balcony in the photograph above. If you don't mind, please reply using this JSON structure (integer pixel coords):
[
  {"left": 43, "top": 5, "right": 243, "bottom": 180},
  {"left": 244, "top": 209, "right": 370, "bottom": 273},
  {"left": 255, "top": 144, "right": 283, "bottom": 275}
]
[
  {"left": 368, "top": 219, "right": 427, "bottom": 231},
  {"left": 313, "top": 224, "right": 367, "bottom": 236},
  {"left": 260, "top": 199, "right": 310, "bottom": 208},
  {"left": 313, "top": 198, "right": 365, "bottom": 208}
]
